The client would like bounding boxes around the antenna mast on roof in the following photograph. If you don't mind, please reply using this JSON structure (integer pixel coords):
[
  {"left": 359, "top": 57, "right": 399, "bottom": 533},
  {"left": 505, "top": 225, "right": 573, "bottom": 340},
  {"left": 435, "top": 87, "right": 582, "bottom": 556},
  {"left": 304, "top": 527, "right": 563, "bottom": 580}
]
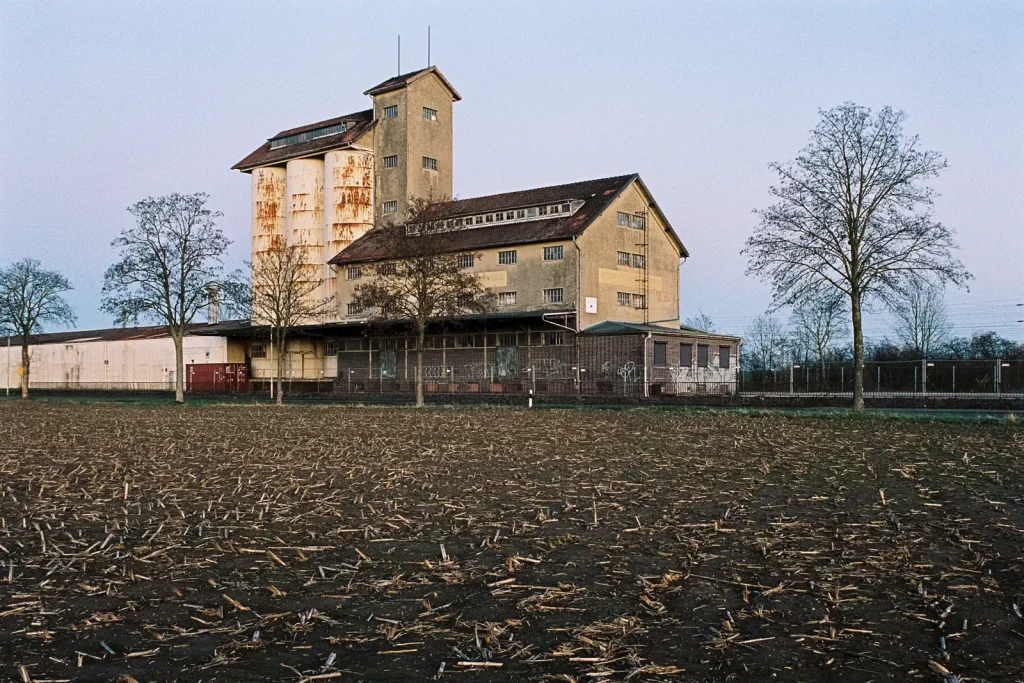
[
  {"left": 397, "top": 35, "right": 401, "bottom": 76},
  {"left": 428, "top": 26, "right": 431, "bottom": 67}
]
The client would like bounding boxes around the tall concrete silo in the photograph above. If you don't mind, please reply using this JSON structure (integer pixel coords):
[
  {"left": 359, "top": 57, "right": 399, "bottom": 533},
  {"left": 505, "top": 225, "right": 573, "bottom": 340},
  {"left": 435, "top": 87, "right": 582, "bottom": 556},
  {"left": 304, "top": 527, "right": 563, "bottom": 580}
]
[
  {"left": 285, "top": 158, "right": 325, "bottom": 315},
  {"left": 251, "top": 166, "right": 287, "bottom": 264},
  {"left": 323, "top": 149, "right": 375, "bottom": 305}
]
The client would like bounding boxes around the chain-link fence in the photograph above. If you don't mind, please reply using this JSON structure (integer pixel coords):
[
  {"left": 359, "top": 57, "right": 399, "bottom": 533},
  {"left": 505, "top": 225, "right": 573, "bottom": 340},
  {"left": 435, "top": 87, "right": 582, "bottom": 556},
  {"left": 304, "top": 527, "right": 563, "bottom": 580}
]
[{"left": 741, "top": 359, "right": 1023, "bottom": 396}]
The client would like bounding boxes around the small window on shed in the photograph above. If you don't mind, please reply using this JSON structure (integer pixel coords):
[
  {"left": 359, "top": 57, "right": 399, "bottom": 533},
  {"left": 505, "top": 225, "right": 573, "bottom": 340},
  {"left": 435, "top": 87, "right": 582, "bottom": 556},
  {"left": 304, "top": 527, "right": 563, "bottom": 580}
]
[
  {"left": 719, "top": 345, "right": 731, "bottom": 369},
  {"left": 324, "top": 341, "right": 338, "bottom": 356},
  {"left": 697, "top": 344, "right": 709, "bottom": 368},
  {"left": 680, "top": 343, "right": 693, "bottom": 367},
  {"left": 250, "top": 344, "right": 267, "bottom": 359},
  {"left": 653, "top": 342, "right": 667, "bottom": 367}
]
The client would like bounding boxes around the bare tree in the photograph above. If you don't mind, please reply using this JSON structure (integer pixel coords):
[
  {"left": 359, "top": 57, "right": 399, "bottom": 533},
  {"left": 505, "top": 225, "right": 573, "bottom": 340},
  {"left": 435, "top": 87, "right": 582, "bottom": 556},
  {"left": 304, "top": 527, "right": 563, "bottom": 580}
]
[
  {"left": 890, "top": 282, "right": 949, "bottom": 357},
  {"left": 744, "top": 103, "right": 971, "bottom": 410},
  {"left": 102, "top": 193, "right": 229, "bottom": 403},
  {"left": 684, "top": 309, "right": 717, "bottom": 333},
  {"left": 790, "top": 292, "right": 849, "bottom": 383},
  {"left": 249, "top": 245, "right": 334, "bottom": 405},
  {"left": 351, "top": 197, "right": 494, "bottom": 407},
  {"left": 0, "top": 259, "right": 77, "bottom": 399},
  {"left": 743, "top": 314, "right": 787, "bottom": 372}
]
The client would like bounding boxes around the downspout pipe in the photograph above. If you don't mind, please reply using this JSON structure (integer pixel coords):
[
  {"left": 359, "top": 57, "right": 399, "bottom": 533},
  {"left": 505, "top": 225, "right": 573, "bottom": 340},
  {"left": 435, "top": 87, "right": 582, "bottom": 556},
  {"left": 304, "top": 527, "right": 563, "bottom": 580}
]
[{"left": 643, "top": 331, "right": 651, "bottom": 398}]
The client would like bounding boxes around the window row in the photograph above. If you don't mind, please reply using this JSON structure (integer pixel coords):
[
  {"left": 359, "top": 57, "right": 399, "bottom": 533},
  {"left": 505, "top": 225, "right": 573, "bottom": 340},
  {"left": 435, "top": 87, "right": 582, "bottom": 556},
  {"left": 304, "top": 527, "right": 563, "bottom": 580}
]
[
  {"left": 652, "top": 342, "right": 731, "bottom": 369},
  {"left": 382, "top": 105, "right": 438, "bottom": 121},
  {"left": 616, "top": 211, "right": 646, "bottom": 230},
  {"left": 452, "top": 202, "right": 574, "bottom": 229},
  {"left": 348, "top": 246, "right": 565, "bottom": 280},
  {"left": 616, "top": 292, "right": 646, "bottom": 308},
  {"left": 269, "top": 122, "right": 347, "bottom": 150},
  {"left": 496, "top": 288, "right": 564, "bottom": 307},
  {"left": 616, "top": 251, "right": 645, "bottom": 268}
]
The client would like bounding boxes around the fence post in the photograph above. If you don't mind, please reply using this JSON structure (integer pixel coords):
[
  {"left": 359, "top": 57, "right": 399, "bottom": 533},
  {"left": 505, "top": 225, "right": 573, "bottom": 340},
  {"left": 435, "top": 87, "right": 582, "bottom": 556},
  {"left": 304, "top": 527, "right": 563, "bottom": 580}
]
[
  {"left": 789, "top": 364, "right": 794, "bottom": 395},
  {"left": 952, "top": 365, "right": 956, "bottom": 394},
  {"left": 921, "top": 359, "right": 927, "bottom": 394},
  {"left": 995, "top": 359, "right": 1002, "bottom": 395},
  {"left": 877, "top": 366, "right": 881, "bottom": 394}
]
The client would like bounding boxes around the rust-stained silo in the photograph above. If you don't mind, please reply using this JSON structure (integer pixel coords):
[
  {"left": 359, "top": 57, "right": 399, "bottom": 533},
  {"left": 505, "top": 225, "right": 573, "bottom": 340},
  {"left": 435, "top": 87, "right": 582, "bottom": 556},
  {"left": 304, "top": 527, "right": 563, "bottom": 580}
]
[
  {"left": 323, "top": 149, "right": 375, "bottom": 304},
  {"left": 251, "top": 166, "right": 287, "bottom": 264},
  {"left": 285, "top": 158, "right": 325, "bottom": 313}
]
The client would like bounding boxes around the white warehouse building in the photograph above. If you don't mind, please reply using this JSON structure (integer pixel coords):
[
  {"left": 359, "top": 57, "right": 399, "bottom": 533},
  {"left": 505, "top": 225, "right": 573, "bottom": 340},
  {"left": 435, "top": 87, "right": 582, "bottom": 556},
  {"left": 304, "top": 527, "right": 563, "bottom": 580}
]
[{"left": 0, "top": 323, "right": 245, "bottom": 392}]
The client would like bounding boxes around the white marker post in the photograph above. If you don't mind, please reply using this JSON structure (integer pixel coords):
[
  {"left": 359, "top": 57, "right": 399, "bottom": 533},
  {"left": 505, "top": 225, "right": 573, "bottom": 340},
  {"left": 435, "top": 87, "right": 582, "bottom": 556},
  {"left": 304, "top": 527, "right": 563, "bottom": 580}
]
[{"left": 528, "top": 388, "right": 533, "bottom": 408}]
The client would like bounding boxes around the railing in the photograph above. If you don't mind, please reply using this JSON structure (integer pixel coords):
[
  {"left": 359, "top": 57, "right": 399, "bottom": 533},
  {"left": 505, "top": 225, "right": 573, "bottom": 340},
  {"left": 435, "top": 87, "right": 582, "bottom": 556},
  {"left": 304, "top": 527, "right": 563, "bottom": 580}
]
[{"left": 741, "top": 359, "right": 1023, "bottom": 396}]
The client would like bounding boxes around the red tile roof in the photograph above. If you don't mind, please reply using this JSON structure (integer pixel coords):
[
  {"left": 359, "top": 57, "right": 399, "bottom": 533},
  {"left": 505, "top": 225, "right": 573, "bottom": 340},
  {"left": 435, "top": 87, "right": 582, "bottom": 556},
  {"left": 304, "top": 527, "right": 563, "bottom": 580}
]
[
  {"left": 364, "top": 67, "right": 461, "bottom": 101},
  {"left": 231, "top": 109, "right": 375, "bottom": 171},
  {"left": 329, "top": 174, "right": 686, "bottom": 264}
]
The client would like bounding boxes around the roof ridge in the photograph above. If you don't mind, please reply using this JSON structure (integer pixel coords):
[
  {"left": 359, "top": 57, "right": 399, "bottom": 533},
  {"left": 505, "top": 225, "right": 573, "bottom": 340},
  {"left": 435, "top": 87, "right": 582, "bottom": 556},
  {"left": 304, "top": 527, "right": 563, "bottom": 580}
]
[
  {"left": 446, "top": 173, "right": 638, "bottom": 208},
  {"left": 273, "top": 108, "right": 374, "bottom": 139}
]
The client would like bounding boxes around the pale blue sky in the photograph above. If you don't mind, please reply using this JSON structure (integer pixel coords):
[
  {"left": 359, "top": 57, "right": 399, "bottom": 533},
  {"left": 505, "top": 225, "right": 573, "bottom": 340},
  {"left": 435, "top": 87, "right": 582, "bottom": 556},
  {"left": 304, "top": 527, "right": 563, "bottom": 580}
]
[{"left": 1, "top": 1, "right": 1021, "bottom": 340}]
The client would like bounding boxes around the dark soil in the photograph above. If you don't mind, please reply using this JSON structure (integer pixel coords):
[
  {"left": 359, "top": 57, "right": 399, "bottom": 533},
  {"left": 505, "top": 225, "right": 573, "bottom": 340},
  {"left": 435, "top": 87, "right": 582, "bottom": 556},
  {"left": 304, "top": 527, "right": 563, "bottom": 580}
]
[{"left": 1, "top": 403, "right": 1022, "bottom": 682}]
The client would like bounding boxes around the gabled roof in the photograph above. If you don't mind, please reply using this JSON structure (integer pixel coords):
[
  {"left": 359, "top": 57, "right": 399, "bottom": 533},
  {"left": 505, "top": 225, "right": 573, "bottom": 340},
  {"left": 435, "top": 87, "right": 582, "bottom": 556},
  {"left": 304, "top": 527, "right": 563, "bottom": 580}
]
[
  {"left": 581, "top": 321, "right": 741, "bottom": 340},
  {"left": 331, "top": 174, "right": 686, "bottom": 265},
  {"left": 364, "top": 66, "right": 461, "bottom": 101},
  {"left": 232, "top": 109, "right": 375, "bottom": 172}
]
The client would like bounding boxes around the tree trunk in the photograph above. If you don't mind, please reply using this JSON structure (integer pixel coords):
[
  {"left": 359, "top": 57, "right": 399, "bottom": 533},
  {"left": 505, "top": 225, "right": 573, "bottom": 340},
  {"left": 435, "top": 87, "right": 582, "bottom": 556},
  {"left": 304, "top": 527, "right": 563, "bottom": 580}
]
[
  {"left": 276, "top": 330, "right": 285, "bottom": 406},
  {"left": 415, "top": 328, "right": 425, "bottom": 408},
  {"left": 172, "top": 332, "right": 185, "bottom": 403},
  {"left": 20, "top": 342, "right": 29, "bottom": 400},
  {"left": 851, "top": 289, "right": 865, "bottom": 411}
]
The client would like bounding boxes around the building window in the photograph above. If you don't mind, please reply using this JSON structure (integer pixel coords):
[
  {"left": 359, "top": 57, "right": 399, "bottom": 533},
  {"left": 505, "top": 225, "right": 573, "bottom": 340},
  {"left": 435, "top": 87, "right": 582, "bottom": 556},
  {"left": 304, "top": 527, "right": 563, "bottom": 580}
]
[
  {"left": 383, "top": 200, "right": 398, "bottom": 215},
  {"left": 550, "top": 204, "right": 560, "bottom": 214},
  {"left": 383, "top": 155, "right": 398, "bottom": 168},
  {"left": 383, "top": 105, "right": 398, "bottom": 119},
  {"left": 344, "top": 339, "right": 364, "bottom": 351},
  {"left": 544, "top": 288, "right": 564, "bottom": 303},
  {"left": 697, "top": 344, "right": 709, "bottom": 368},
  {"left": 617, "top": 211, "right": 630, "bottom": 227},
  {"left": 653, "top": 342, "right": 667, "bottom": 367},
  {"left": 516, "top": 209, "right": 525, "bottom": 219},
  {"left": 250, "top": 343, "right": 267, "bottom": 359},
  {"left": 457, "top": 254, "right": 474, "bottom": 269},
  {"left": 616, "top": 251, "right": 630, "bottom": 266},
  {"left": 498, "top": 333, "right": 518, "bottom": 347},
  {"left": 632, "top": 293, "right": 646, "bottom": 309},
  {"left": 617, "top": 292, "right": 630, "bottom": 307},
  {"left": 538, "top": 205, "right": 547, "bottom": 215},
  {"left": 347, "top": 302, "right": 363, "bottom": 315},
  {"left": 543, "top": 330, "right": 565, "bottom": 346},
  {"left": 498, "top": 250, "right": 517, "bottom": 265},
  {"left": 346, "top": 266, "right": 362, "bottom": 280},
  {"left": 680, "top": 343, "right": 693, "bottom": 367},
  {"left": 719, "top": 345, "right": 731, "bottom": 369},
  {"left": 498, "top": 291, "right": 517, "bottom": 306},
  {"left": 632, "top": 254, "right": 645, "bottom": 269},
  {"left": 324, "top": 341, "right": 338, "bottom": 356},
  {"left": 377, "top": 262, "right": 397, "bottom": 275},
  {"left": 561, "top": 203, "right": 570, "bottom": 213},
  {"left": 543, "top": 245, "right": 563, "bottom": 261},
  {"left": 423, "top": 107, "right": 437, "bottom": 121},
  {"left": 474, "top": 216, "right": 484, "bottom": 225},
  {"left": 526, "top": 207, "right": 537, "bottom": 217},
  {"left": 486, "top": 213, "right": 495, "bottom": 223},
  {"left": 506, "top": 211, "right": 515, "bottom": 220},
  {"left": 454, "top": 334, "right": 474, "bottom": 348},
  {"left": 422, "top": 156, "right": 438, "bottom": 171},
  {"left": 632, "top": 215, "right": 645, "bottom": 230}
]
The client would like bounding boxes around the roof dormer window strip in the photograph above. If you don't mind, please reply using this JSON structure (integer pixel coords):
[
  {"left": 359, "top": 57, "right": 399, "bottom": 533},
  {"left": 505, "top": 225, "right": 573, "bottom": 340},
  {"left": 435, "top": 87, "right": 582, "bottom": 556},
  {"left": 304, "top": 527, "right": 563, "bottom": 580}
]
[
  {"left": 269, "top": 122, "right": 348, "bottom": 149},
  {"left": 404, "top": 199, "right": 585, "bottom": 236}
]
